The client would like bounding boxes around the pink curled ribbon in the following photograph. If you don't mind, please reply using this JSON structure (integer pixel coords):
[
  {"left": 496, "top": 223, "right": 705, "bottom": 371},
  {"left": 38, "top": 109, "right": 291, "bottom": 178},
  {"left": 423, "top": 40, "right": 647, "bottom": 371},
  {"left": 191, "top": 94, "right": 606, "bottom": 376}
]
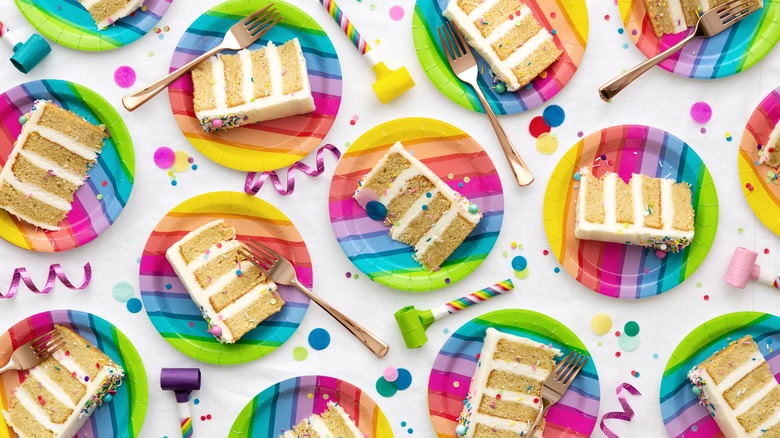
[
  {"left": 244, "top": 144, "right": 341, "bottom": 196},
  {"left": 600, "top": 382, "right": 642, "bottom": 438},
  {"left": 2, "top": 263, "right": 92, "bottom": 298}
]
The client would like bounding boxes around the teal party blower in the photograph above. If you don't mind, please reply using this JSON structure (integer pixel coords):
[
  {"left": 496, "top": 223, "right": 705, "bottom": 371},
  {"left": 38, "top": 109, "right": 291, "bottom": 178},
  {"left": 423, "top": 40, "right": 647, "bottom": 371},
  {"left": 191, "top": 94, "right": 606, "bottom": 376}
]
[
  {"left": 0, "top": 19, "right": 51, "bottom": 73},
  {"left": 394, "top": 279, "right": 514, "bottom": 349}
]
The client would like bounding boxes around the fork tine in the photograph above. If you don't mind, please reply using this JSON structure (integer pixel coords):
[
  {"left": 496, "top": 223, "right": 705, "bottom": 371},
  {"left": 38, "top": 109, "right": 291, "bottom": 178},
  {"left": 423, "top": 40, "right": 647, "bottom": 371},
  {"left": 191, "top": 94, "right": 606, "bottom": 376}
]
[
  {"left": 444, "top": 22, "right": 463, "bottom": 58},
  {"left": 722, "top": 4, "right": 760, "bottom": 24},
  {"left": 32, "top": 334, "right": 63, "bottom": 355},
  {"left": 240, "top": 5, "right": 273, "bottom": 27},
  {"left": 37, "top": 340, "right": 65, "bottom": 359},
  {"left": 719, "top": 0, "right": 753, "bottom": 16},
  {"left": 715, "top": 0, "right": 750, "bottom": 12},
  {"left": 561, "top": 355, "right": 588, "bottom": 385},
  {"left": 554, "top": 351, "right": 576, "bottom": 378},
  {"left": 240, "top": 249, "right": 272, "bottom": 273},
  {"left": 29, "top": 330, "right": 55, "bottom": 347},
  {"left": 251, "top": 15, "right": 282, "bottom": 37},
  {"left": 243, "top": 241, "right": 274, "bottom": 264},
  {"left": 248, "top": 240, "right": 284, "bottom": 260},
  {"left": 437, "top": 27, "right": 455, "bottom": 61},
  {"left": 247, "top": 11, "right": 280, "bottom": 33},
  {"left": 449, "top": 21, "right": 469, "bottom": 57},
  {"left": 241, "top": 246, "right": 273, "bottom": 269}
]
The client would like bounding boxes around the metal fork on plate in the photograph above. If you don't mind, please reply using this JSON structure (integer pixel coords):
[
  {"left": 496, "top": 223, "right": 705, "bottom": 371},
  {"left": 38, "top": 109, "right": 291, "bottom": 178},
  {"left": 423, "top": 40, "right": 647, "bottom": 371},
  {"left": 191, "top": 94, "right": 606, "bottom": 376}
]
[
  {"left": 526, "top": 351, "right": 589, "bottom": 437},
  {"left": 0, "top": 329, "right": 65, "bottom": 374},
  {"left": 241, "top": 240, "right": 390, "bottom": 358},
  {"left": 437, "top": 21, "right": 534, "bottom": 187},
  {"left": 122, "top": 5, "right": 282, "bottom": 111},
  {"left": 599, "top": 0, "right": 761, "bottom": 101}
]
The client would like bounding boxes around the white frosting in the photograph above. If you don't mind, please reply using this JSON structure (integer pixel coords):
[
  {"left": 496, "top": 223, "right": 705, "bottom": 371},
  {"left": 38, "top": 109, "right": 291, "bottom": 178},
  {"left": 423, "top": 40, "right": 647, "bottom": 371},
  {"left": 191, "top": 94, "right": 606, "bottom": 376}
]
[
  {"left": 78, "top": 0, "right": 145, "bottom": 30},
  {"left": 4, "top": 175, "right": 72, "bottom": 211},
  {"left": 195, "top": 39, "right": 316, "bottom": 129},
  {"left": 327, "top": 401, "right": 364, "bottom": 438},
  {"left": 443, "top": 0, "right": 557, "bottom": 91},
  {"left": 18, "top": 150, "right": 85, "bottom": 186},
  {"left": 277, "top": 402, "right": 362, "bottom": 438},
  {"left": 574, "top": 168, "right": 695, "bottom": 251},
  {"left": 667, "top": 0, "right": 689, "bottom": 34},
  {"left": 165, "top": 219, "right": 279, "bottom": 344}
]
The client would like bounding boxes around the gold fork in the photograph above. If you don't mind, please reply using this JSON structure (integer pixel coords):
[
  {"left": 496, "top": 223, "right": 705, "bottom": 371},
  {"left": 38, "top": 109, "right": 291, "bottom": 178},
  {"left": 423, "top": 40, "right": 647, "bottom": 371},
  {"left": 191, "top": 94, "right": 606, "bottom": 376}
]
[
  {"left": 241, "top": 240, "right": 390, "bottom": 358},
  {"left": 600, "top": 0, "right": 761, "bottom": 101},
  {"left": 526, "top": 351, "right": 589, "bottom": 437},
  {"left": 122, "top": 5, "right": 282, "bottom": 111},
  {"left": 437, "top": 21, "right": 534, "bottom": 187},
  {"left": 0, "top": 329, "right": 65, "bottom": 374}
]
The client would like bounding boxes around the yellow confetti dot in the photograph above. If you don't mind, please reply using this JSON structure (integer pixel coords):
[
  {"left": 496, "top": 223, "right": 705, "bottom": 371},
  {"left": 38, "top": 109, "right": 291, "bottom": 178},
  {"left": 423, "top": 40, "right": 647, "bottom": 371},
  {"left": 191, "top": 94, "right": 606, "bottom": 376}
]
[
  {"left": 590, "top": 313, "right": 612, "bottom": 336},
  {"left": 172, "top": 150, "right": 191, "bottom": 173},
  {"left": 322, "top": 394, "right": 329, "bottom": 400},
  {"left": 511, "top": 241, "right": 518, "bottom": 249},
  {"left": 514, "top": 268, "right": 530, "bottom": 280},
  {"left": 464, "top": 176, "right": 470, "bottom": 183},
  {"left": 536, "top": 132, "right": 559, "bottom": 155},
  {"left": 375, "top": 38, "right": 381, "bottom": 45},
  {"left": 307, "top": 393, "right": 313, "bottom": 399},
  {"left": 453, "top": 381, "right": 460, "bottom": 388},
  {"left": 448, "top": 173, "right": 454, "bottom": 180},
  {"left": 96, "top": 194, "right": 103, "bottom": 200}
]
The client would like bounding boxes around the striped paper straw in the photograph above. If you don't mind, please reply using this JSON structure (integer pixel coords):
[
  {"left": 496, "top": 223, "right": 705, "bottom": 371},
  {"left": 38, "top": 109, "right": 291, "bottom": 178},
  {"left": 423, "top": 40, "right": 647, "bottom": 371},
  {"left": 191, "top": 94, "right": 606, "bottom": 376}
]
[
  {"left": 445, "top": 279, "right": 514, "bottom": 314},
  {"left": 319, "top": 0, "right": 370, "bottom": 54},
  {"left": 0, "top": 20, "right": 7, "bottom": 38}
]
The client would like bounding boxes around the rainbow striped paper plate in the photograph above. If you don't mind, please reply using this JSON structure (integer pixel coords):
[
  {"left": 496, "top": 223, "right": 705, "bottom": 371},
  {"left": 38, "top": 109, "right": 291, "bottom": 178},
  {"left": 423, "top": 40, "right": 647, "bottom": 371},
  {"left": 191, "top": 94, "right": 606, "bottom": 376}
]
[
  {"left": 413, "top": 0, "right": 588, "bottom": 114},
  {"left": 739, "top": 86, "right": 780, "bottom": 236},
  {"left": 229, "top": 375, "right": 393, "bottom": 437},
  {"left": 619, "top": 0, "right": 780, "bottom": 78},
  {"left": 139, "top": 191, "right": 311, "bottom": 365},
  {"left": 168, "top": 0, "right": 342, "bottom": 172},
  {"left": 543, "top": 125, "right": 718, "bottom": 299},
  {"left": 14, "top": 0, "right": 171, "bottom": 51},
  {"left": 428, "top": 309, "right": 600, "bottom": 437},
  {"left": 0, "top": 310, "right": 148, "bottom": 437},
  {"left": 661, "top": 312, "right": 780, "bottom": 437},
  {"left": 0, "top": 80, "right": 135, "bottom": 252},
  {"left": 328, "top": 117, "right": 504, "bottom": 292}
]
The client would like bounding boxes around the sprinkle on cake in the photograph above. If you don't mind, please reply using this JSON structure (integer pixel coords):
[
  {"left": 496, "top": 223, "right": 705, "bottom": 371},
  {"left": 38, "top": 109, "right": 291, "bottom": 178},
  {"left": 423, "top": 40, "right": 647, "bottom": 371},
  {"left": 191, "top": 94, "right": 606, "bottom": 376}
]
[
  {"left": 0, "top": 100, "right": 107, "bottom": 231},
  {"left": 280, "top": 401, "right": 363, "bottom": 438},
  {"left": 78, "top": 0, "right": 145, "bottom": 30},
  {"left": 443, "top": 0, "right": 563, "bottom": 91},
  {"left": 2, "top": 325, "right": 124, "bottom": 438},
  {"left": 688, "top": 335, "right": 780, "bottom": 437},
  {"left": 575, "top": 167, "right": 695, "bottom": 253},
  {"left": 353, "top": 142, "right": 482, "bottom": 271},
  {"left": 165, "top": 219, "right": 284, "bottom": 343},
  {"left": 191, "top": 39, "right": 315, "bottom": 132}
]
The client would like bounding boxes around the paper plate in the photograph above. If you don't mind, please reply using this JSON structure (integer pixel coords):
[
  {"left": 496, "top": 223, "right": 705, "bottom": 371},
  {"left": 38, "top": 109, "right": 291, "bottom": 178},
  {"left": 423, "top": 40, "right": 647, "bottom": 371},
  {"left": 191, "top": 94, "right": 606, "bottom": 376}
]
[
  {"left": 412, "top": 0, "right": 588, "bottom": 114},
  {"left": 14, "top": 0, "right": 171, "bottom": 51},
  {"left": 328, "top": 117, "right": 504, "bottom": 292},
  {"left": 229, "top": 375, "right": 393, "bottom": 437},
  {"left": 138, "top": 191, "right": 311, "bottom": 365},
  {"left": 0, "top": 310, "right": 147, "bottom": 437},
  {"left": 168, "top": 0, "right": 342, "bottom": 172},
  {"left": 739, "top": 86, "right": 780, "bottom": 236},
  {"left": 428, "top": 309, "right": 601, "bottom": 437},
  {"left": 543, "top": 125, "right": 718, "bottom": 299},
  {"left": 660, "top": 312, "right": 780, "bottom": 437},
  {"left": 0, "top": 80, "right": 135, "bottom": 252},
  {"left": 619, "top": 0, "right": 780, "bottom": 78}
]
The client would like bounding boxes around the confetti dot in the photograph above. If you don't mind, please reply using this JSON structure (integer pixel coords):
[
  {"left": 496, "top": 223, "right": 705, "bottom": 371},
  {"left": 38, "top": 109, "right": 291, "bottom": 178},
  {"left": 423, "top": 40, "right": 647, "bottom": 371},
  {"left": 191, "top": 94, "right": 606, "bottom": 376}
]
[
  {"left": 622, "top": 43, "right": 629, "bottom": 49},
  {"left": 308, "top": 328, "right": 330, "bottom": 350},
  {"left": 407, "top": 428, "right": 413, "bottom": 434},
  {"left": 738, "top": 227, "right": 744, "bottom": 233},
  {"left": 536, "top": 132, "right": 559, "bottom": 155},
  {"left": 692, "top": 426, "right": 698, "bottom": 432},
  {"left": 553, "top": 267, "right": 560, "bottom": 273},
  {"left": 193, "top": 399, "right": 200, "bottom": 405},
  {"left": 704, "top": 294, "right": 710, "bottom": 301},
  {"left": 395, "top": 368, "right": 412, "bottom": 390},
  {"left": 624, "top": 321, "right": 640, "bottom": 337},
  {"left": 346, "top": 272, "right": 352, "bottom": 278},
  {"left": 453, "top": 381, "right": 460, "bottom": 388},
  {"left": 615, "top": 331, "right": 621, "bottom": 337},
  {"left": 96, "top": 194, "right": 103, "bottom": 200},
  {"left": 591, "top": 313, "right": 613, "bottom": 335},
  {"left": 765, "top": 248, "right": 770, "bottom": 254},
  {"left": 383, "top": 367, "right": 399, "bottom": 382},
  {"left": 444, "top": 277, "right": 451, "bottom": 284},
  {"left": 725, "top": 132, "right": 733, "bottom": 141},
  {"left": 401, "top": 422, "right": 407, "bottom": 427},
  {"left": 615, "top": 351, "right": 621, "bottom": 357},
  {"left": 188, "top": 321, "right": 194, "bottom": 328},
  {"left": 542, "top": 105, "right": 565, "bottom": 127},
  {"left": 114, "top": 66, "right": 136, "bottom": 88},
  {"left": 631, "top": 29, "right": 638, "bottom": 35},
  {"left": 529, "top": 116, "right": 551, "bottom": 138},
  {"left": 293, "top": 346, "right": 308, "bottom": 361},
  {"left": 389, "top": 5, "right": 405, "bottom": 20},
  {"left": 700, "top": 127, "right": 707, "bottom": 134},
  {"left": 652, "top": 353, "right": 659, "bottom": 360},
  {"left": 366, "top": 200, "right": 388, "bottom": 220},
  {"left": 618, "top": 333, "right": 640, "bottom": 351},
  {"left": 511, "top": 256, "right": 527, "bottom": 271},
  {"left": 112, "top": 281, "right": 134, "bottom": 303},
  {"left": 376, "top": 377, "right": 398, "bottom": 397},
  {"left": 514, "top": 267, "right": 530, "bottom": 280},
  {"left": 502, "top": 251, "right": 508, "bottom": 257},
  {"left": 617, "top": 28, "right": 624, "bottom": 34},
  {"left": 173, "top": 150, "right": 191, "bottom": 172},
  {"left": 690, "top": 102, "right": 712, "bottom": 124},
  {"left": 154, "top": 147, "right": 176, "bottom": 169},
  {"left": 604, "top": 14, "right": 610, "bottom": 20},
  {"left": 126, "top": 298, "right": 142, "bottom": 313},
  {"left": 543, "top": 250, "right": 549, "bottom": 256}
]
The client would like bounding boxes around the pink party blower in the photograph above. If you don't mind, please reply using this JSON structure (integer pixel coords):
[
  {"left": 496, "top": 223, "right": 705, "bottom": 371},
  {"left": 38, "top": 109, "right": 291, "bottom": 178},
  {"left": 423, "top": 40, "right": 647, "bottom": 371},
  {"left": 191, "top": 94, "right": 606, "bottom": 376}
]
[{"left": 725, "top": 247, "right": 779, "bottom": 289}]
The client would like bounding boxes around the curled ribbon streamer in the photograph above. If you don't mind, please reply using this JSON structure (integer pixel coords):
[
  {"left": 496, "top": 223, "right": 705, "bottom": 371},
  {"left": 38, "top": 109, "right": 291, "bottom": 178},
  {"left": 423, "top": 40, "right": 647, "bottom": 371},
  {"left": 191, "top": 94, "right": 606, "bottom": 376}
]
[
  {"left": 600, "top": 382, "right": 642, "bottom": 438},
  {"left": 244, "top": 144, "right": 341, "bottom": 196},
  {"left": 3, "top": 263, "right": 92, "bottom": 298}
]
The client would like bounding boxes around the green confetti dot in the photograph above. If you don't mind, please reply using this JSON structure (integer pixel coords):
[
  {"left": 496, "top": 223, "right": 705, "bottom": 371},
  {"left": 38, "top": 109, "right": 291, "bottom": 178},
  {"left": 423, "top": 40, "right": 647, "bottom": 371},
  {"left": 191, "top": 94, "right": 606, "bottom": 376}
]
[
  {"left": 112, "top": 281, "right": 134, "bottom": 303},
  {"left": 353, "top": 273, "right": 359, "bottom": 280},
  {"left": 696, "top": 282, "right": 702, "bottom": 288},
  {"left": 738, "top": 227, "right": 744, "bottom": 233},
  {"left": 293, "top": 346, "right": 308, "bottom": 361},
  {"left": 624, "top": 321, "right": 640, "bottom": 337},
  {"left": 502, "top": 251, "right": 508, "bottom": 257},
  {"left": 514, "top": 268, "right": 530, "bottom": 280},
  {"left": 376, "top": 376, "right": 398, "bottom": 397},
  {"left": 618, "top": 333, "right": 640, "bottom": 351}
]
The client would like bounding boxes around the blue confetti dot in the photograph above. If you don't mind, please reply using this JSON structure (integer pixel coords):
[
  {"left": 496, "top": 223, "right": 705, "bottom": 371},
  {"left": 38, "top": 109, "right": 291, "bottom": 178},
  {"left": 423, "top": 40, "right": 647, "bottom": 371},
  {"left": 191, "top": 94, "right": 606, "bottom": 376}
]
[
  {"left": 422, "top": 205, "right": 428, "bottom": 211},
  {"left": 192, "top": 164, "right": 198, "bottom": 170},
  {"left": 126, "top": 298, "right": 142, "bottom": 313},
  {"left": 366, "top": 200, "right": 387, "bottom": 221},
  {"left": 511, "top": 256, "right": 528, "bottom": 271},
  {"left": 194, "top": 399, "right": 200, "bottom": 405},
  {"left": 554, "top": 267, "right": 560, "bottom": 273},
  {"left": 171, "top": 180, "right": 178, "bottom": 186},
  {"left": 622, "top": 43, "right": 629, "bottom": 49},
  {"left": 395, "top": 368, "right": 412, "bottom": 390},
  {"left": 426, "top": 192, "right": 432, "bottom": 198},
  {"left": 573, "top": 172, "right": 581, "bottom": 181},
  {"left": 401, "top": 421, "right": 407, "bottom": 427},
  {"left": 407, "top": 428, "right": 414, "bottom": 434},
  {"left": 308, "top": 328, "right": 331, "bottom": 351},
  {"left": 618, "top": 28, "right": 624, "bottom": 34},
  {"left": 768, "top": 338, "right": 774, "bottom": 345},
  {"left": 165, "top": 283, "right": 172, "bottom": 290},
  {"left": 103, "top": 394, "right": 113, "bottom": 402},
  {"left": 542, "top": 105, "right": 565, "bottom": 128}
]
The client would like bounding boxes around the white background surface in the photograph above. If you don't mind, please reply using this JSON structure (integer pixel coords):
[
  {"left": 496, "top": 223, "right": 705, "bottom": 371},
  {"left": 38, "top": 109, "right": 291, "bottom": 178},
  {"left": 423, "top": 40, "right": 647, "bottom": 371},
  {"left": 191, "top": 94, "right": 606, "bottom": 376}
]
[{"left": 1, "top": 0, "right": 779, "bottom": 436}]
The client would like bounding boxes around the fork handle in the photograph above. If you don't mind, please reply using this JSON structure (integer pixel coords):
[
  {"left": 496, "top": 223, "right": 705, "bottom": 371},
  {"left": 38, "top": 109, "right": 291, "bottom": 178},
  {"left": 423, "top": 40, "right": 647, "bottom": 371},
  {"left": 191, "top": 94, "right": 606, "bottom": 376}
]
[
  {"left": 0, "top": 359, "right": 18, "bottom": 375},
  {"left": 122, "top": 45, "right": 223, "bottom": 111},
  {"left": 292, "top": 279, "right": 390, "bottom": 358},
  {"left": 472, "top": 85, "right": 534, "bottom": 186},
  {"left": 526, "top": 401, "right": 551, "bottom": 437},
  {"left": 599, "top": 31, "right": 698, "bottom": 102}
]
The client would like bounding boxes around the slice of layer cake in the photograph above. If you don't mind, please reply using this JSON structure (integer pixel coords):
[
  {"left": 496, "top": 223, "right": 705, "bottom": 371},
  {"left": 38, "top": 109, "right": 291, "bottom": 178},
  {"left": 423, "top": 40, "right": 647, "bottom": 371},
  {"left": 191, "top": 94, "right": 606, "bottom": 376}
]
[
  {"left": 280, "top": 401, "right": 363, "bottom": 438},
  {"left": 166, "top": 219, "right": 285, "bottom": 343},
  {"left": 575, "top": 167, "right": 695, "bottom": 252},
  {"left": 2, "top": 325, "right": 124, "bottom": 438},
  {"left": 0, "top": 100, "right": 107, "bottom": 231},
  {"left": 688, "top": 335, "right": 780, "bottom": 437},
  {"left": 443, "top": 0, "right": 563, "bottom": 91},
  {"left": 759, "top": 122, "right": 780, "bottom": 168},
  {"left": 353, "top": 142, "right": 482, "bottom": 271},
  {"left": 645, "top": 0, "right": 763, "bottom": 37},
  {"left": 456, "top": 328, "right": 562, "bottom": 438},
  {"left": 192, "top": 39, "right": 316, "bottom": 132},
  {"left": 78, "top": 0, "right": 145, "bottom": 30}
]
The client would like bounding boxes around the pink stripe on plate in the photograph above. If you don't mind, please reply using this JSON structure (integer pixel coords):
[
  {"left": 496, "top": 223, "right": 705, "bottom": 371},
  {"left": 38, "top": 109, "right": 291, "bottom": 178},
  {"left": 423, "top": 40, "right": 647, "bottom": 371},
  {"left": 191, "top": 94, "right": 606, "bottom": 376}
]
[
  {"left": 66, "top": 196, "right": 96, "bottom": 246},
  {"left": 428, "top": 371, "right": 470, "bottom": 396},
  {"left": 665, "top": 403, "right": 712, "bottom": 437},
  {"left": 140, "top": 255, "right": 175, "bottom": 276},
  {"left": 546, "top": 403, "right": 595, "bottom": 435},
  {"left": 312, "top": 93, "right": 340, "bottom": 116}
]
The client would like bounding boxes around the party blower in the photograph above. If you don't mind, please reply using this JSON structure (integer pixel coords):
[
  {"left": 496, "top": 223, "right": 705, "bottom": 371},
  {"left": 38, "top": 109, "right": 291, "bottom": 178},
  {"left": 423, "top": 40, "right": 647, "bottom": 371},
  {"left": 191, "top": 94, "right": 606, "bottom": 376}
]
[
  {"left": 726, "top": 247, "right": 779, "bottom": 289},
  {"left": 394, "top": 279, "right": 514, "bottom": 348},
  {"left": 161, "top": 368, "right": 201, "bottom": 437},
  {"left": 0, "top": 19, "right": 50, "bottom": 73},
  {"left": 319, "top": 0, "right": 415, "bottom": 103}
]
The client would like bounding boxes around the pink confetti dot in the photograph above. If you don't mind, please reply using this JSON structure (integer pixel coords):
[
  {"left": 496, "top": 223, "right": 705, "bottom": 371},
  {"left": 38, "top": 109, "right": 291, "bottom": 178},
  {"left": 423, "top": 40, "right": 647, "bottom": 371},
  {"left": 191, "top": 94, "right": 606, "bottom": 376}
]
[
  {"left": 389, "top": 5, "right": 405, "bottom": 21},
  {"left": 690, "top": 102, "right": 712, "bottom": 124},
  {"left": 528, "top": 116, "right": 551, "bottom": 138},
  {"left": 765, "top": 248, "right": 770, "bottom": 254},
  {"left": 153, "top": 147, "right": 176, "bottom": 169},
  {"left": 383, "top": 367, "right": 399, "bottom": 382},
  {"left": 655, "top": 249, "right": 667, "bottom": 259},
  {"left": 114, "top": 66, "right": 136, "bottom": 88}
]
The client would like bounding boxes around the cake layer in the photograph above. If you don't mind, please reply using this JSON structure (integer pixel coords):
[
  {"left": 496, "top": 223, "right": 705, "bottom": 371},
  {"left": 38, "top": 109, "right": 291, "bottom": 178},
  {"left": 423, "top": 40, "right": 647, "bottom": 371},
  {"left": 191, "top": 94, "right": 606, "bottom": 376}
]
[
  {"left": 575, "top": 168, "right": 695, "bottom": 252},
  {"left": 280, "top": 402, "right": 362, "bottom": 438},
  {"left": 645, "top": 0, "right": 763, "bottom": 37},
  {"left": 192, "top": 39, "right": 315, "bottom": 132},
  {"left": 79, "top": 0, "right": 145, "bottom": 30},
  {"left": 760, "top": 123, "right": 780, "bottom": 168}
]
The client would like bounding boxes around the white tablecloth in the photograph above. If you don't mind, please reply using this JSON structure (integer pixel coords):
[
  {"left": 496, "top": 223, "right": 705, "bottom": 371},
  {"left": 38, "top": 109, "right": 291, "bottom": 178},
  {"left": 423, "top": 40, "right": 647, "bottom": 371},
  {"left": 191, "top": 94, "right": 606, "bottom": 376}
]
[{"left": 1, "top": 0, "right": 779, "bottom": 436}]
